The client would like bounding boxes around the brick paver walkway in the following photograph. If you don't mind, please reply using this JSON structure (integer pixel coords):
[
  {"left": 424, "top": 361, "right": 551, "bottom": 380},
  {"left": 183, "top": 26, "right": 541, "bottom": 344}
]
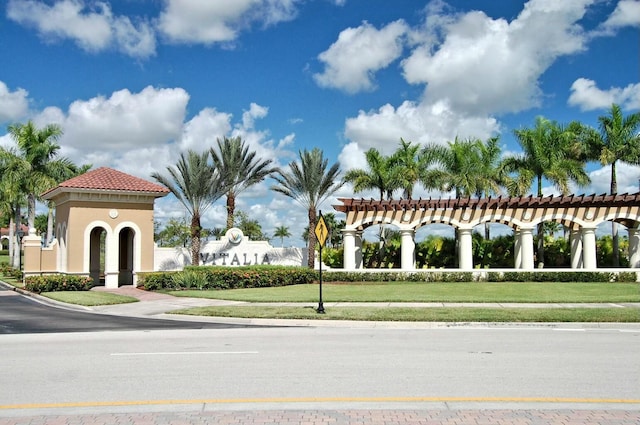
[{"left": 1, "top": 409, "right": 639, "bottom": 425}]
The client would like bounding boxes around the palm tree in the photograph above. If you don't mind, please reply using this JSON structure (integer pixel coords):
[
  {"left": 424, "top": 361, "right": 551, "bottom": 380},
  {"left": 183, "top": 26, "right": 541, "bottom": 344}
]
[
  {"left": 273, "top": 225, "right": 291, "bottom": 247},
  {"left": 6, "top": 121, "right": 79, "bottom": 232},
  {"left": 344, "top": 147, "right": 401, "bottom": 264},
  {"left": 388, "top": 138, "right": 423, "bottom": 199},
  {"left": 501, "top": 116, "right": 590, "bottom": 267},
  {"left": 344, "top": 148, "right": 400, "bottom": 200},
  {"left": 271, "top": 148, "right": 343, "bottom": 268},
  {"left": 152, "top": 150, "right": 228, "bottom": 266},
  {"left": 210, "top": 136, "right": 278, "bottom": 229},
  {"left": 0, "top": 148, "right": 27, "bottom": 268},
  {"left": 584, "top": 104, "right": 640, "bottom": 266}
]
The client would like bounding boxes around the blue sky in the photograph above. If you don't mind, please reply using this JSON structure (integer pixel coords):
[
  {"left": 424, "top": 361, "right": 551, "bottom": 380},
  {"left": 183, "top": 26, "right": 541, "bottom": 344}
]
[{"left": 0, "top": 0, "right": 639, "bottom": 246}]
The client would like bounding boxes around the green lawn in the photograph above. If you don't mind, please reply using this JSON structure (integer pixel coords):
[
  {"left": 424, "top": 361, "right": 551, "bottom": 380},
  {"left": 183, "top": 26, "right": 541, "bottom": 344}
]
[
  {"left": 166, "top": 282, "right": 640, "bottom": 303},
  {"left": 173, "top": 305, "right": 640, "bottom": 322}
]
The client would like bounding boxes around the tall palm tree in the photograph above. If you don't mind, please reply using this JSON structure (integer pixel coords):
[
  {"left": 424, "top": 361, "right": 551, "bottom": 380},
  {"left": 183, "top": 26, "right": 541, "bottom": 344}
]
[
  {"left": 344, "top": 147, "right": 402, "bottom": 264},
  {"left": 6, "top": 121, "right": 77, "bottom": 231},
  {"left": 501, "top": 116, "right": 590, "bottom": 267},
  {"left": 0, "top": 148, "right": 27, "bottom": 268},
  {"left": 585, "top": 104, "right": 640, "bottom": 266},
  {"left": 210, "top": 136, "right": 278, "bottom": 229},
  {"left": 273, "top": 225, "right": 291, "bottom": 247},
  {"left": 152, "top": 150, "right": 228, "bottom": 266},
  {"left": 271, "top": 148, "right": 343, "bottom": 268},
  {"left": 388, "top": 138, "right": 423, "bottom": 199}
]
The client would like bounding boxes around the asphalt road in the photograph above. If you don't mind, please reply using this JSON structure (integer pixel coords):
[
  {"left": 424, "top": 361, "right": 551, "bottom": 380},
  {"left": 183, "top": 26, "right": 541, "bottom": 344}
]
[
  {"left": 1, "top": 325, "right": 639, "bottom": 414},
  {"left": 0, "top": 287, "right": 256, "bottom": 333}
]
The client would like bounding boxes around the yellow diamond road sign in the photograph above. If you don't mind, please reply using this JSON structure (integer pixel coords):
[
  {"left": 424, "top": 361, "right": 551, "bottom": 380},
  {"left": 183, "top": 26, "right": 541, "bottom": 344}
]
[{"left": 315, "top": 215, "right": 329, "bottom": 247}]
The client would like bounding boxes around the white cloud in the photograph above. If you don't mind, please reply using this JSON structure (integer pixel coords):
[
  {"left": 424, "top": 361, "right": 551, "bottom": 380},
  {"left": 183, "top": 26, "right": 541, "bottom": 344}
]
[
  {"left": 0, "top": 81, "right": 29, "bottom": 123},
  {"left": 32, "top": 86, "right": 189, "bottom": 170},
  {"left": 402, "top": 0, "right": 592, "bottom": 115},
  {"left": 179, "top": 108, "right": 233, "bottom": 152},
  {"left": 158, "top": 0, "right": 299, "bottom": 45},
  {"left": 601, "top": 0, "right": 640, "bottom": 32},
  {"left": 588, "top": 163, "right": 640, "bottom": 195},
  {"left": 568, "top": 78, "right": 640, "bottom": 111},
  {"left": 342, "top": 100, "right": 499, "bottom": 167},
  {"left": 314, "top": 20, "right": 409, "bottom": 93},
  {"left": 338, "top": 0, "right": 594, "bottom": 173},
  {"left": 6, "top": 0, "right": 156, "bottom": 58}
]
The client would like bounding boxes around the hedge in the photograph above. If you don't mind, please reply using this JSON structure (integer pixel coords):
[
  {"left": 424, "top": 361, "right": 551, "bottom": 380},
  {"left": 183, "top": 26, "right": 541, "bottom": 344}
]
[
  {"left": 24, "top": 275, "right": 94, "bottom": 293},
  {"left": 138, "top": 265, "right": 318, "bottom": 291}
]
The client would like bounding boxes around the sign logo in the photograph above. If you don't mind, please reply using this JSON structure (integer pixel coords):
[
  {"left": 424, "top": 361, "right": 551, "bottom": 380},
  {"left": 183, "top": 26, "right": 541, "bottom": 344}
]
[{"left": 226, "top": 228, "right": 244, "bottom": 244}]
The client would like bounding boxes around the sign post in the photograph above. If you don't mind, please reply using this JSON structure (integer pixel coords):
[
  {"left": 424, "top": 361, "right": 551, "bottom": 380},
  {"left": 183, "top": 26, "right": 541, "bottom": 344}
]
[{"left": 314, "top": 210, "right": 329, "bottom": 314}]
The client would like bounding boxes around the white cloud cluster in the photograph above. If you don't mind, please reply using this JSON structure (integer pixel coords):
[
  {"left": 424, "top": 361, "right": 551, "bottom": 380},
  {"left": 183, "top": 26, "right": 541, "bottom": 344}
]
[
  {"left": 158, "top": 0, "right": 299, "bottom": 45},
  {"left": 0, "top": 81, "right": 29, "bottom": 123},
  {"left": 600, "top": 0, "right": 640, "bottom": 32},
  {"left": 7, "top": 0, "right": 303, "bottom": 57},
  {"left": 568, "top": 78, "right": 640, "bottom": 111},
  {"left": 335, "top": 0, "right": 596, "bottom": 171},
  {"left": 6, "top": 0, "right": 156, "bottom": 58},
  {"left": 313, "top": 20, "right": 409, "bottom": 93}
]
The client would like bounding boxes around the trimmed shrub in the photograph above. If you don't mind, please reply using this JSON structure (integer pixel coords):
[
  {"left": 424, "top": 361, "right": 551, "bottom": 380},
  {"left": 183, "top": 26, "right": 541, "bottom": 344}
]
[
  {"left": 24, "top": 274, "right": 94, "bottom": 293},
  {"left": 139, "top": 266, "right": 317, "bottom": 291},
  {"left": 322, "top": 271, "right": 474, "bottom": 283}
]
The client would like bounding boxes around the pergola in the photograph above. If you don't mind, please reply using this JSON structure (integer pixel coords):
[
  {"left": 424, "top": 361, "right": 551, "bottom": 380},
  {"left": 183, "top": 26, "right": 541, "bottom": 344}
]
[{"left": 333, "top": 193, "right": 640, "bottom": 270}]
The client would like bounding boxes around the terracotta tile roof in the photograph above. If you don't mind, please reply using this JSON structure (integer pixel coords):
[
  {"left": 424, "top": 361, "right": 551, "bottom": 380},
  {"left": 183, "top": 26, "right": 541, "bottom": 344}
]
[{"left": 44, "top": 167, "right": 169, "bottom": 196}]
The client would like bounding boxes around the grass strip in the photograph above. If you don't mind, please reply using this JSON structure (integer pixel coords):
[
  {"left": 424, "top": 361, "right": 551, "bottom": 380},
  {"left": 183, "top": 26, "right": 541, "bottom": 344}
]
[
  {"left": 166, "top": 282, "right": 640, "bottom": 303},
  {"left": 172, "top": 306, "right": 640, "bottom": 322},
  {"left": 42, "top": 291, "right": 139, "bottom": 306}
]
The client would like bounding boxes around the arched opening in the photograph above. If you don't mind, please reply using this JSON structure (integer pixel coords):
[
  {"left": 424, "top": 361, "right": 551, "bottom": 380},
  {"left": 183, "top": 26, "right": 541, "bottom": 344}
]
[
  {"left": 89, "top": 227, "right": 107, "bottom": 286},
  {"left": 118, "top": 227, "right": 135, "bottom": 286},
  {"left": 415, "top": 224, "right": 456, "bottom": 268}
]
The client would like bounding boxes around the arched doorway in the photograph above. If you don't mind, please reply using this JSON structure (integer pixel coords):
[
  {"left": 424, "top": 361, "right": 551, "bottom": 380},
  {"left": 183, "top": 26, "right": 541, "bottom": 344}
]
[
  {"left": 89, "top": 227, "right": 107, "bottom": 285},
  {"left": 118, "top": 227, "right": 135, "bottom": 286}
]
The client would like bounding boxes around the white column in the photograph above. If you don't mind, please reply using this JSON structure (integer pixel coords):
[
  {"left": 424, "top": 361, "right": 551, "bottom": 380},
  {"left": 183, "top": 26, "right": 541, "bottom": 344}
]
[
  {"left": 342, "top": 229, "right": 356, "bottom": 270},
  {"left": 581, "top": 226, "right": 597, "bottom": 269},
  {"left": 519, "top": 227, "right": 535, "bottom": 270},
  {"left": 514, "top": 229, "right": 521, "bottom": 269},
  {"left": 629, "top": 228, "right": 640, "bottom": 268},
  {"left": 458, "top": 228, "right": 474, "bottom": 270},
  {"left": 400, "top": 229, "right": 415, "bottom": 270},
  {"left": 104, "top": 233, "right": 119, "bottom": 288},
  {"left": 355, "top": 231, "right": 363, "bottom": 269},
  {"left": 570, "top": 228, "right": 583, "bottom": 269}
]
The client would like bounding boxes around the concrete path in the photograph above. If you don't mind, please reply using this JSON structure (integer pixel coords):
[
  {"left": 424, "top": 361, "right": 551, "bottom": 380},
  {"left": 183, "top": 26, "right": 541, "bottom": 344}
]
[{"left": 1, "top": 408, "right": 639, "bottom": 425}]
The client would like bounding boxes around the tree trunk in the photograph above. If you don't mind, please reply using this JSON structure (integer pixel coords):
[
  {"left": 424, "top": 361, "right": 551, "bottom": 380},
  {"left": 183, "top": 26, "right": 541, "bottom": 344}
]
[
  {"left": 190, "top": 214, "right": 201, "bottom": 266},
  {"left": 46, "top": 205, "right": 54, "bottom": 247},
  {"left": 536, "top": 175, "right": 544, "bottom": 268},
  {"left": 307, "top": 208, "right": 317, "bottom": 268},
  {"left": 611, "top": 161, "right": 619, "bottom": 267},
  {"left": 13, "top": 205, "right": 21, "bottom": 269},
  {"left": 27, "top": 193, "right": 36, "bottom": 231},
  {"left": 8, "top": 216, "right": 14, "bottom": 268},
  {"left": 226, "top": 193, "right": 235, "bottom": 230}
]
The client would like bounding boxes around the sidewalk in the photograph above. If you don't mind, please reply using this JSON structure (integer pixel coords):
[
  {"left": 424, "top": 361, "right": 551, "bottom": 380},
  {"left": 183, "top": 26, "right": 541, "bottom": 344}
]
[{"left": 1, "top": 408, "right": 639, "bottom": 425}]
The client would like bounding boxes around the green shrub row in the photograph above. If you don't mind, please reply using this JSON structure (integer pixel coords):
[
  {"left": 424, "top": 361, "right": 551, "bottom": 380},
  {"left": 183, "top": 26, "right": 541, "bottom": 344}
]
[
  {"left": 485, "top": 271, "right": 638, "bottom": 282},
  {"left": 0, "top": 263, "right": 23, "bottom": 280},
  {"left": 323, "top": 270, "right": 638, "bottom": 283},
  {"left": 322, "top": 271, "right": 474, "bottom": 282},
  {"left": 24, "top": 275, "right": 94, "bottom": 293},
  {"left": 138, "top": 266, "right": 318, "bottom": 290}
]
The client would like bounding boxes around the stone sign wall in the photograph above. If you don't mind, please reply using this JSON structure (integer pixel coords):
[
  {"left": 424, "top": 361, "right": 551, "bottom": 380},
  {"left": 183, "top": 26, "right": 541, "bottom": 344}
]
[{"left": 155, "top": 228, "right": 308, "bottom": 271}]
